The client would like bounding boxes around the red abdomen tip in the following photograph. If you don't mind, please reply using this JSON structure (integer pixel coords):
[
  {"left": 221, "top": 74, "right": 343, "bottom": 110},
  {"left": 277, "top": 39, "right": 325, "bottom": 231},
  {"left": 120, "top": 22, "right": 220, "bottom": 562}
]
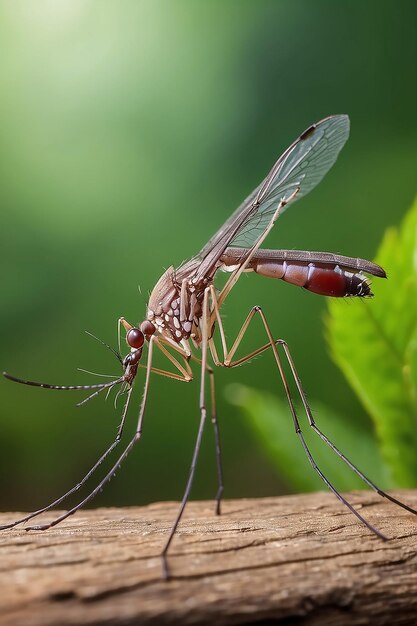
[{"left": 306, "top": 266, "right": 371, "bottom": 297}]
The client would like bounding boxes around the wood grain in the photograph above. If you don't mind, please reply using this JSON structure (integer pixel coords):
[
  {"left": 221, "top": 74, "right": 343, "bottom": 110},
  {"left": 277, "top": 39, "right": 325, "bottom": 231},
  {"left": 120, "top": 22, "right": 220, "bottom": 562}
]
[{"left": 1, "top": 491, "right": 417, "bottom": 625}]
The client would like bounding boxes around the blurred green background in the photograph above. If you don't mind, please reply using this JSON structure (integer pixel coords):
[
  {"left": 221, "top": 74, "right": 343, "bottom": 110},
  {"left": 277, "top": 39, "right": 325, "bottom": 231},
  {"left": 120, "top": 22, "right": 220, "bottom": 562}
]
[{"left": 0, "top": 0, "right": 416, "bottom": 513}]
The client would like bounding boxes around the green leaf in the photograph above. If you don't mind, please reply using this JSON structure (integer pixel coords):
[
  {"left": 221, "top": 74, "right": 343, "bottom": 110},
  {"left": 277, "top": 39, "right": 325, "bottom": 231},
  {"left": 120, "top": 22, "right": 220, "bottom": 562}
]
[
  {"left": 226, "top": 384, "right": 387, "bottom": 493},
  {"left": 327, "top": 197, "right": 417, "bottom": 486}
]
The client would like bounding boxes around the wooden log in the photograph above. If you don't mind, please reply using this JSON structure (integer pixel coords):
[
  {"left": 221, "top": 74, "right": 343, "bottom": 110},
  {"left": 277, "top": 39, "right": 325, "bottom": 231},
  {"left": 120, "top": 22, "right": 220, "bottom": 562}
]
[{"left": 1, "top": 491, "right": 417, "bottom": 625}]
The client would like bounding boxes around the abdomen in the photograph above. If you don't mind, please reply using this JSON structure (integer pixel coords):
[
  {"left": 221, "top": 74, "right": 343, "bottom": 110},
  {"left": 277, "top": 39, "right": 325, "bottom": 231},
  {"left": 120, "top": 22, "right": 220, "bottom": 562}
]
[
  {"left": 253, "top": 259, "right": 372, "bottom": 297},
  {"left": 219, "top": 248, "right": 386, "bottom": 298}
]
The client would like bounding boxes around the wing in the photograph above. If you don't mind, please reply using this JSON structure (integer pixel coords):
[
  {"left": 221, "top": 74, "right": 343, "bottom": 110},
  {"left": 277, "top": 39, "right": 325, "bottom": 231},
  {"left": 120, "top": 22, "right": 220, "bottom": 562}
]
[{"left": 194, "top": 115, "right": 350, "bottom": 281}]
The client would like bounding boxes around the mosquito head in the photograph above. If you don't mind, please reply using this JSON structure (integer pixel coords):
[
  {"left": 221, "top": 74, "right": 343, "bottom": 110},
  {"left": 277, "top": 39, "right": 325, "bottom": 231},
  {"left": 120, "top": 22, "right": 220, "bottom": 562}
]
[
  {"left": 122, "top": 327, "right": 143, "bottom": 379},
  {"left": 121, "top": 320, "right": 155, "bottom": 384}
]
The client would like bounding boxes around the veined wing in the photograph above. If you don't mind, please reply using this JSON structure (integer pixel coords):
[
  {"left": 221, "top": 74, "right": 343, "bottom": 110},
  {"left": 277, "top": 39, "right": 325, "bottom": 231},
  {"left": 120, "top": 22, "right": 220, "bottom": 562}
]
[{"left": 194, "top": 115, "right": 350, "bottom": 281}]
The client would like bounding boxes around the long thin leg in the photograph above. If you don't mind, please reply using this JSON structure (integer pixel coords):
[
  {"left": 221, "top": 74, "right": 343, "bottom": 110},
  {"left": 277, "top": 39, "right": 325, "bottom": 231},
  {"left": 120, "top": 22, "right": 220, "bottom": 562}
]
[
  {"left": 208, "top": 367, "right": 224, "bottom": 515},
  {"left": 221, "top": 318, "right": 417, "bottom": 517},
  {"left": 22, "top": 337, "right": 157, "bottom": 532},
  {"left": 215, "top": 332, "right": 417, "bottom": 513},
  {"left": 0, "top": 339, "right": 193, "bottom": 532},
  {"left": 0, "top": 385, "right": 132, "bottom": 530},
  {"left": 211, "top": 299, "right": 417, "bottom": 538},
  {"left": 161, "top": 288, "right": 211, "bottom": 579},
  {"left": 279, "top": 341, "right": 417, "bottom": 517},
  {"left": 191, "top": 354, "right": 224, "bottom": 515},
  {"left": 153, "top": 340, "right": 192, "bottom": 381},
  {"left": 250, "top": 308, "right": 387, "bottom": 538}
]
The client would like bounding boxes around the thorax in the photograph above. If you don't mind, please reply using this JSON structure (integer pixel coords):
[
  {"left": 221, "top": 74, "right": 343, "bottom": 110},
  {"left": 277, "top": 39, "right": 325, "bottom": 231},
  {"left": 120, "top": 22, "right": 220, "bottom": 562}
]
[{"left": 147, "top": 260, "right": 211, "bottom": 347}]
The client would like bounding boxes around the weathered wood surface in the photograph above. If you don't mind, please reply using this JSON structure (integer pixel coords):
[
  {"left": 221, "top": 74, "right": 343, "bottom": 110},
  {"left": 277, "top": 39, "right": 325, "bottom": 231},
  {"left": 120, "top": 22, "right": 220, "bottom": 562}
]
[{"left": 1, "top": 492, "right": 417, "bottom": 626}]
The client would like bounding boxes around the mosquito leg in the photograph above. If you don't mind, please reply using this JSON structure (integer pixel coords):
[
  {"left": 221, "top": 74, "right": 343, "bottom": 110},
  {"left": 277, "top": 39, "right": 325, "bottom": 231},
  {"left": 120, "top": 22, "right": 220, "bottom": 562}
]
[
  {"left": 208, "top": 364, "right": 223, "bottom": 515},
  {"left": 279, "top": 341, "right": 417, "bottom": 517},
  {"left": 19, "top": 337, "right": 156, "bottom": 532},
  {"left": 1, "top": 340, "right": 195, "bottom": 532},
  {"left": 189, "top": 352, "right": 224, "bottom": 516},
  {"left": 117, "top": 317, "right": 127, "bottom": 355},
  {"left": 210, "top": 289, "right": 416, "bottom": 520},
  {"left": 135, "top": 336, "right": 193, "bottom": 382},
  {"left": 161, "top": 397, "right": 208, "bottom": 579},
  {"left": 153, "top": 341, "right": 192, "bottom": 381},
  {"left": 220, "top": 304, "right": 390, "bottom": 540},
  {"left": 161, "top": 289, "right": 210, "bottom": 579},
  {"left": 0, "top": 383, "right": 130, "bottom": 531},
  {"left": 26, "top": 432, "right": 140, "bottom": 531},
  {"left": 222, "top": 323, "right": 417, "bottom": 519}
]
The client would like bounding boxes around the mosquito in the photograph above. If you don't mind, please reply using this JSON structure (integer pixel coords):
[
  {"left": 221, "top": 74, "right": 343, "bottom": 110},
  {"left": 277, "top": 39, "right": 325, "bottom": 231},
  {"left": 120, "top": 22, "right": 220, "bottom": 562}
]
[{"left": 3, "top": 114, "right": 417, "bottom": 579}]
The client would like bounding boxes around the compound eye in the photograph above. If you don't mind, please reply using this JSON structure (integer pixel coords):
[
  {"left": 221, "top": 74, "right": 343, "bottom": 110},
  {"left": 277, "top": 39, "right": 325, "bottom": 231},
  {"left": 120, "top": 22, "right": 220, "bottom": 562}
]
[{"left": 126, "top": 327, "right": 144, "bottom": 349}]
